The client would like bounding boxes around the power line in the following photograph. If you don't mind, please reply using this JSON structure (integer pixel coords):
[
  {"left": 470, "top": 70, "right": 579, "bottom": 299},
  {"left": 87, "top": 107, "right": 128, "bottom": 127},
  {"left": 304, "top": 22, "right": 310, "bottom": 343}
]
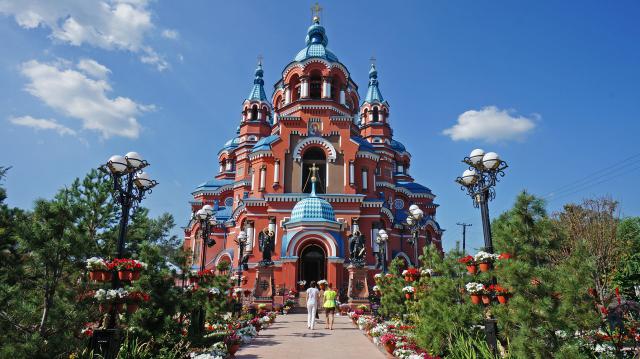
[
  {"left": 547, "top": 164, "right": 640, "bottom": 203},
  {"left": 456, "top": 222, "right": 472, "bottom": 254}
]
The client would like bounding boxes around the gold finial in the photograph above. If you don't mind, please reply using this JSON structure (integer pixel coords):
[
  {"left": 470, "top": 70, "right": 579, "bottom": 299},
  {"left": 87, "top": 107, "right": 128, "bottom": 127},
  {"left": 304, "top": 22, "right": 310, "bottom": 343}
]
[
  {"left": 310, "top": 163, "right": 319, "bottom": 183},
  {"left": 311, "top": 2, "right": 322, "bottom": 23}
]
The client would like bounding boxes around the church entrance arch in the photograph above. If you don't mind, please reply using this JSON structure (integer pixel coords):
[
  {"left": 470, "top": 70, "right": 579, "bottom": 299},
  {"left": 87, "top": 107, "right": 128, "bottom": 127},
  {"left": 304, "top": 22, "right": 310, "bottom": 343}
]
[{"left": 298, "top": 244, "right": 326, "bottom": 287}]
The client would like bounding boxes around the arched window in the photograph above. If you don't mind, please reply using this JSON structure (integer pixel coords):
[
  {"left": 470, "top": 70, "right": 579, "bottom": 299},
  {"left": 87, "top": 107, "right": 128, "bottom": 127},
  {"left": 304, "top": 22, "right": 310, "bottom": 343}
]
[
  {"left": 373, "top": 107, "right": 379, "bottom": 122},
  {"left": 251, "top": 105, "right": 258, "bottom": 121},
  {"left": 363, "top": 109, "right": 368, "bottom": 123},
  {"left": 302, "top": 147, "right": 326, "bottom": 193},
  {"left": 309, "top": 72, "right": 322, "bottom": 99}
]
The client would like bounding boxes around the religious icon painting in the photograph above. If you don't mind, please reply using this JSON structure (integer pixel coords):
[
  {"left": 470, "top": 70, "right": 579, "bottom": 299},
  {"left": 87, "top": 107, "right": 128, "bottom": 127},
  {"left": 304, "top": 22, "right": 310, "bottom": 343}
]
[{"left": 308, "top": 118, "right": 322, "bottom": 136}]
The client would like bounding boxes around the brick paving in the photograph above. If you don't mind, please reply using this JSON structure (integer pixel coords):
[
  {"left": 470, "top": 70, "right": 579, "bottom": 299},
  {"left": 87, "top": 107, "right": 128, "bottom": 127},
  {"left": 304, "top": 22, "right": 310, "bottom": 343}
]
[{"left": 235, "top": 311, "right": 386, "bottom": 358}]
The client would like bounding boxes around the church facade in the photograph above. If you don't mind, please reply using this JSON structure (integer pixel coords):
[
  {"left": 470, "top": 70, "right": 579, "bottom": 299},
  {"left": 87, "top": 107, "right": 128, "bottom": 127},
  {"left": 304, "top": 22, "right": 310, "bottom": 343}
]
[{"left": 184, "top": 16, "right": 443, "bottom": 293}]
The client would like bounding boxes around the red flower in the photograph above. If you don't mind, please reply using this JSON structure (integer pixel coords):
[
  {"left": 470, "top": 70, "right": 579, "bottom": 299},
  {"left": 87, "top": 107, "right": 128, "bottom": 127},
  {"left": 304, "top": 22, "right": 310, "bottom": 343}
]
[
  {"left": 458, "top": 255, "right": 474, "bottom": 264},
  {"left": 498, "top": 253, "right": 511, "bottom": 260}
]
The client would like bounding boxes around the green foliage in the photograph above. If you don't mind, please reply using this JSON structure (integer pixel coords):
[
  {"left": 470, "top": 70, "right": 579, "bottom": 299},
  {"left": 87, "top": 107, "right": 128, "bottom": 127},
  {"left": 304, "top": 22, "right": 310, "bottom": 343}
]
[
  {"left": 613, "top": 217, "right": 640, "bottom": 300},
  {"left": 408, "top": 246, "right": 483, "bottom": 356},
  {"left": 377, "top": 257, "right": 409, "bottom": 319},
  {"left": 446, "top": 330, "right": 503, "bottom": 359},
  {"left": 491, "top": 191, "right": 600, "bottom": 358}
]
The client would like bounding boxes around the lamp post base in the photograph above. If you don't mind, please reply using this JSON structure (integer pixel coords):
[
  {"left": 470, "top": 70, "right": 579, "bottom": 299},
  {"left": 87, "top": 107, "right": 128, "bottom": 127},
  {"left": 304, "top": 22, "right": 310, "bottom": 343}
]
[{"left": 90, "top": 329, "right": 120, "bottom": 359}]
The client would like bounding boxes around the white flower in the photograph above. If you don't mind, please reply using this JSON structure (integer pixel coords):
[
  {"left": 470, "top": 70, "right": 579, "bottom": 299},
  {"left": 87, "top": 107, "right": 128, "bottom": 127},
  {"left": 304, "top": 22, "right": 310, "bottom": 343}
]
[
  {"left": 402, "top": 286, "right": 415, "bottom": 293},
  {"left": 233, "top": 287, "right": 244, "bottom": 293},
  {"left": 402, "top": 269, "right": 409, "bottom": 276},
  {"left": 209, "top": 287, "right": 221, "bottom": 295},
  {"left": 86, "top": 257, "right": 107, "bottom": 270},
  {"left": 465, "top": 282, "right": 484, "bottom": 294},
  {"left": 421, "top": 268, "right": 434, "bottom": 276},
  {"left": 372, "top": 285, "right": 380, "bottom": 292},
  {"left": 94, "top": 289, "right": 107, "bottom": 301},
  {"left": 374, "top": 273, "right": 383, "bottom": 279},
  {"left": 474, "top": 251, "right": 499, "bottom": 263}
]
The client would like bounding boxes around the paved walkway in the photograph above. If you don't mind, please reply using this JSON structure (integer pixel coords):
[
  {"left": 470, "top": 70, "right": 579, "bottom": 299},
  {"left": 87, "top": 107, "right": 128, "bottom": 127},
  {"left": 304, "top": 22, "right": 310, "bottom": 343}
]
[{"left": 236, "top": 311, "right": 386, "bottom": 358}]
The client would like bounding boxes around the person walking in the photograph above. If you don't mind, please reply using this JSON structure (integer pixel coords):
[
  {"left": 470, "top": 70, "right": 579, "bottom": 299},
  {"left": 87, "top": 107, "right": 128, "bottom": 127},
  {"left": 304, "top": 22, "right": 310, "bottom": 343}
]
[
  {"left": 323, "top": 282, "right": 337, "bottom": 330},
  {"left": 306, "top": 281, "right": 320, "bottom": 330}
]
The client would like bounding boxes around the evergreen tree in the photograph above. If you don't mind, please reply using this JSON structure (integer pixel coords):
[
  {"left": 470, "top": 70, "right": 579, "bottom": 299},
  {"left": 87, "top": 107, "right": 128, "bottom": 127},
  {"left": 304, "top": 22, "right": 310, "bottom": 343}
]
[{"left": 378, "top": 257, "right": 409, "bottom": 319}]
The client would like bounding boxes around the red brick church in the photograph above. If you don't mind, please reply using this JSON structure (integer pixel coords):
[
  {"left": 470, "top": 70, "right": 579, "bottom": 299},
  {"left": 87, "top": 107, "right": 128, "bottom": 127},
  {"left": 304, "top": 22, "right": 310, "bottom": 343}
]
[{"left": 184, "top": 14, "right": 443, "bottom": 295}]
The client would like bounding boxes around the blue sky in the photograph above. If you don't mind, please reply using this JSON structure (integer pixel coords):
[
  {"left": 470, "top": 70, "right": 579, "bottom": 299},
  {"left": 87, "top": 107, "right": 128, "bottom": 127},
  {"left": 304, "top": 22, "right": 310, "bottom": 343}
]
[{"left": 1, "top": 1, "right": 639, "bottom": 252}]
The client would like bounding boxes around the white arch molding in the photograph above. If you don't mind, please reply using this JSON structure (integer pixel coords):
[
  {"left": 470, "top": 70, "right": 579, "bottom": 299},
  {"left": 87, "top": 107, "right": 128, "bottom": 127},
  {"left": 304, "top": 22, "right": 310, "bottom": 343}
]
[
  {"left": 286, "top": 230, "right": 338, "bottom": 257},
  {"left": 394, "top": 251, "right": 412, "bottom": 266},
  {"left": 293, "top": 137, "right": 337, "bottom": 162}
]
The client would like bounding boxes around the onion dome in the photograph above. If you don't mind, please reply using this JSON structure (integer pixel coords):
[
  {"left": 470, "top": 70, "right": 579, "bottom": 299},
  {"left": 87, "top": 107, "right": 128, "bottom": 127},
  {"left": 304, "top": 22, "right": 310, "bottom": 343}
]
[
  {"left": 390, "top": 139, "right": 406, "bottom": 152},
  {"left": 294, "top": 17, "right": 339, "bottom": 62},
  {"left": 247, "top": 62, "right": 268, "bottom": 102},
  {"left": 288, "top": 167, "right": 336, "bottom": 223},
  {"left": 364, "top": 63, "right": 385, "bottom": 103}
]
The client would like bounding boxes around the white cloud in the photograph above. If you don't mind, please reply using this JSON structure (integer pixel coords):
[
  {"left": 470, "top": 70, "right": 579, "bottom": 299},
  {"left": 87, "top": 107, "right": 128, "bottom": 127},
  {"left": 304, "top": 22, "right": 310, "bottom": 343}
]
[
  {"left": 140, "top": 46, "right": 169, "bottom": 71},
  {"left": 161, "top": 29, "right": 179, "bottom": 40},
  {"left": 9, "top": 115, "right": 76, "bottom": 136},
  {"left": 0, "top": 0, "right": 169, "bottom": 70},
  {"left": 443, "top": 106, "right": 537, "bottom": 143},
  {"left": 77, "top": 58, "right": 111, "bottom": 79},
  {"left": 20, "top": 59, "right": 152, "bottom": 139}
]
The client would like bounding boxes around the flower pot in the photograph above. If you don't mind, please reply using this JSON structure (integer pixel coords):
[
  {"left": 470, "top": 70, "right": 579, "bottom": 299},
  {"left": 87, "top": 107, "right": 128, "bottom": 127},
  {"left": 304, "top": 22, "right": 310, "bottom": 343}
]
[
  {"left": 470, "top": 294, "right": 481, "bottom": 305},
  {"left": 101, "top": 271, "right": 113, "bottom": 282},
  {"left": 481, "top": 295, "right": 491, "bottom": 305},
  {"left": 466, "top": 265, "right": 478, "bottom": 274},
  {"left": 384, "top": 342, "right": 396, "bottom": 354},
  {"left": 118, "top": 270, "right": 133, "bottom": 281},
  {"left": 405, "top": 293, "right": 412, "bottom": 300},
  {"left": 131, "top": 271, "right": 141, "bottom": 281},
  {"left": 127, "top": 302, "right": 139, "bottom": 313},
  {"left": 99, "top": 303, "right": 111, "bottom": 313},
  {"left": 479, "top": 263, "right": 492, "bottom": 272},
  {"left": 497, "top": 295, "right": 509, "bottom": 304},
  {"left": 89, "top": 270, "right": 100, "bottom": 281},
  {"left": 404, "top": 276, "right": 415, "bottom": 282},
  {"left": 228, "top": 343, "right": 240, "bottom": 356}
]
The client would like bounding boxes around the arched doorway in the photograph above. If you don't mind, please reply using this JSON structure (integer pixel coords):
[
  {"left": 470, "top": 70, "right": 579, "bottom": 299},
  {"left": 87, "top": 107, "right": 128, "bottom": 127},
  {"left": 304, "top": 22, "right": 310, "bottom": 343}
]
[{"left": 298, "top": 244, "right": 326, "bottom": 286}]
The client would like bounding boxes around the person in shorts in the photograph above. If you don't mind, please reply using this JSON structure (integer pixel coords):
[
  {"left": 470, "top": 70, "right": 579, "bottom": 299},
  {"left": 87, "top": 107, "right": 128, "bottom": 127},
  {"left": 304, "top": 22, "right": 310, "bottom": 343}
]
[{"left": 322, "top": 282, "right": 337, "bottom": 330}]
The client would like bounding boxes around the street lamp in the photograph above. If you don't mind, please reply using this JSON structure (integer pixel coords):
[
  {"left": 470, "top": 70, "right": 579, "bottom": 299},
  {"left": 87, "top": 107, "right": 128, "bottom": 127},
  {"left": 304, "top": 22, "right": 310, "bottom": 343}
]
[
  {"left": 455, "top": 149, "right": 508, "bottom": 254},
  {"left": 375, "top": 229, "right": 389, "bottom": 273},
  {"left": 405, "top": 204, "right": 427, "bottom": 267},
  {"left": 95, "top": 152, "right": 157, "bottom": 356},
  {"left": 455, "top": 148, "right": 508, "bottom": 355},
  {"left": 193, "top": 205, "right": 218, "bottom": 272}
]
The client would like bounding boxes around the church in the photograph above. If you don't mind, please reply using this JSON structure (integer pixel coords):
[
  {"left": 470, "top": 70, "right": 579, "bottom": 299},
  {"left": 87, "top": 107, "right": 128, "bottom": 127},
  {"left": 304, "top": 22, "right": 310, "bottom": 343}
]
[{"left": 183, "top": 13, "right": 443, "bottom": 297}]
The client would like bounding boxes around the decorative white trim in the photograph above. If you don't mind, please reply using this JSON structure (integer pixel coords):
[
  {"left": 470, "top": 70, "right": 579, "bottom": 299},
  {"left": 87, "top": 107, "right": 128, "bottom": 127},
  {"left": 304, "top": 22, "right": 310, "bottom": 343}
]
[
  {"left": 286, "top": 230, "right": 339, "bottom": 257},
  {"left": 292, "top": 137, "right": 337, "bottom": 162},
  {"left": 394, "top": 251, "right": 413, "bottom": 266}
]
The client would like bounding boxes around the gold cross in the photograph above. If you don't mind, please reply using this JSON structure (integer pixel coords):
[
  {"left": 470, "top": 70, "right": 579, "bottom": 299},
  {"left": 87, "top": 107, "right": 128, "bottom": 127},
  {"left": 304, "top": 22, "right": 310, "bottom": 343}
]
[
  {"left": 311, "top": 2, "right": 322, "bottom": 22},
  {"left": 310, "top": 163, "right": 319, "bottom": 180}
]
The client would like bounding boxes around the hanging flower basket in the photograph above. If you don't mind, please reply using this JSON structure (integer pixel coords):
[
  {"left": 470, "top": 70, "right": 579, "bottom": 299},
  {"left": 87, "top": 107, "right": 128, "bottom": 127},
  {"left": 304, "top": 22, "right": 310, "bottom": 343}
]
[
  {"left": 402, "top": 286, "right": 415, "bottom": 300},
  {"left": 466, "top": 265, "right": 478, "bottom": 274},
  {"left": 470, "top": 294, "right": 481, "bottom": 305},
  {"left": 89, "top": 270, "right": 101, "bottom": 281},
  {"left": 101, "top": 271, "right": 113, "bottom": 282},
  {"left": 479, "top": 262, "right": 492, "bottom": 272},
  {"left": 402, "top": 268, "right": 420, "bottom": 282}
]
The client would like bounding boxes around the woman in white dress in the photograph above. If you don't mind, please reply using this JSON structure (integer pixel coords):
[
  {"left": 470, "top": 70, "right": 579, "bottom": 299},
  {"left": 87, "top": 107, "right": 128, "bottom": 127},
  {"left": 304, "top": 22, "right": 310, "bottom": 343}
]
[{"left": 306, "top": 281, "right": 320, "bottom": 330}]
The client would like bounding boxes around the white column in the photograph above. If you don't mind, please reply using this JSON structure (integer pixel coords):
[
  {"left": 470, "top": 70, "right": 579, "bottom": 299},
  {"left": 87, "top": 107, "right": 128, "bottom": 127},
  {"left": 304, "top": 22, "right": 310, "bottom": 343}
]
[
  {"left": 301, "top": 78, "right": 309, "bottom": 98},
  {"left": 379, "top": 112, "right": 385, "bottom": 123},
  {"left": 226, "top": 160, "right": 232, "bottom": 172},
  {"left": 250, "top": 168, "right": 256, "bottom": 191},
  {"left": 322, "top": 78, "right": 331, "bottom": 98},
  {"left": 339, "top": 89, "right": 346, "bottom": 105},
  {"left": 397, "top": 164, "right": 404, "bottom": 174},
  {"left": 285, "top": 86, "right": 291, "bottom": 104},
  {"left": 349, "top": 161, "right": 355, "bottom": 185},
  {"left": 257, "top": 110, "right": 262, "bottom": 120},
  {"left": 362, "top": 169, "right": 368, "bottom": 190},
  {"left": 372, "top": 227, "right": 380, "bottom": 252},
  {"left": 259, "top": 166, "right": 266, "bottom": 191},
  {"left": 246, "top": 222, "right": 254, "bottom": 252},
  {"left": 219, "top": 163, "right": 224, "bottom": 173},
  {"left": 274, "top": 160, "right": 280, "bottom": 184}
]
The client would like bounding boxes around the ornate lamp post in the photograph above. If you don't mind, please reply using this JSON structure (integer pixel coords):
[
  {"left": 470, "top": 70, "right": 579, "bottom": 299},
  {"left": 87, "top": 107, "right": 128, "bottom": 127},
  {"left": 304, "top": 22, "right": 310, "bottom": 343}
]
[
  {"left": 455, "top": 149, "right": 508, "bottom": 254},
  {"left": 455, "top": 148, "right": 508, "bottom": 355},
  {"left": 375, "top": 229, "right": 389, "bottom": 273},
  {"left": 94, "top": 152, "right": 157, "bottom": 357},
  {"left": 405, "top": 204, "right": 426, "bottom": 266},
  {"left": 193, "top": 205, "right": 218, "bottom": 272}
]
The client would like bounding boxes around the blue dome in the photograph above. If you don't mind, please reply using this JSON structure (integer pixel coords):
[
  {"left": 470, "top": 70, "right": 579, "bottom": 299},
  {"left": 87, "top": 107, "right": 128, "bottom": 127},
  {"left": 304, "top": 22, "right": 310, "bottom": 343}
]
[
  {"left": 391, "top": 139, "right": 406, "bottom": 152},
  {"left": 293, "top": 20, "right": 339, "bottom": 62},
  {"left": 289, "top": 195, "right": 336, "bottom": 223}
]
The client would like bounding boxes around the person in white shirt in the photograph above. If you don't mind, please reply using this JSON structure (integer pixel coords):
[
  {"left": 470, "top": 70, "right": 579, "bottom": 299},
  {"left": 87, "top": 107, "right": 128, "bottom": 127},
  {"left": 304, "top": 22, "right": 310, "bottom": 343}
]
[{"left": 306, "top": 281, "right": 320, "bottom": 330}]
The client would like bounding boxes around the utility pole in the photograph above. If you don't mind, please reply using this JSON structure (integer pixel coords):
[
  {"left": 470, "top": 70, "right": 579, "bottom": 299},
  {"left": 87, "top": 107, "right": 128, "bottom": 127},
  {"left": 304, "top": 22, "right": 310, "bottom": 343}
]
[{"left": 456, "top": 222, "right": 472, "bottom": 254}]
